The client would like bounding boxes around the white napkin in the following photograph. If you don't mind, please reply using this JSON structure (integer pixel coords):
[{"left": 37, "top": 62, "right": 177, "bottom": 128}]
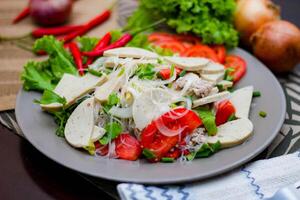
[{"left": 117, "top": 151, "right": 300, "bottom": 200}]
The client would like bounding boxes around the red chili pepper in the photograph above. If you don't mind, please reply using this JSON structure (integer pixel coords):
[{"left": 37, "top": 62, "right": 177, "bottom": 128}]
[
  {"left": 62, "top": 9, "right": 111, "bottom": 43},
  {"left": 69, "top": 42, "right": 84, "bottom": 76},
  {"left": 12, "top": 6, "right": 30, "bottom": 24},
  {"left": 84, "top": 32, "right": 112, "bottom": 67},
  {"left": 32, "top": 25, "right": 83, "bottom": 38},
  {"left": 83, "top": 33, "right": 133, "bottom": 57}
]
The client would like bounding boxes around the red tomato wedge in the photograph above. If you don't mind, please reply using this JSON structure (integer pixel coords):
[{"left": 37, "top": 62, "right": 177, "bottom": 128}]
[
  {"left": 224, "top": 55, "right": 247, "bottom": 83},
  {"left": 141, "top": 108, "right": 202, "bottom": 161},
  {"left": 154, "top": 40, "right": 186, "bottom": 54},
  {"left": 215, "top": 100, "right": 236, "bottom": 126},
  {"left": 182, "top": 45, "right": 219, "bottom": 62},
  {"left": 115, "top": 133, "right": 142, "bottom": 161},
  {"left": 148, "top": 32, "right": 178, "bottom": 43},
  {"left": 212, "top": 45, "right": 226, "bottom": 64},
  {"left": 159, "top": 67, "right": 182, "bottom": 80}
]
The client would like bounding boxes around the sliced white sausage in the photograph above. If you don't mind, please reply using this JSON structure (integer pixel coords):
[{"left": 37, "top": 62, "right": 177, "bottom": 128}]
[
  {"left": 230, "top": 86, "right": 254, "bottom": 119},
  {"left": 41, "top": 73, "right": 107, "bottom": 111},
  {"left": 192, "top": 91, "right": 230, "bottom": 108},
  {"left": 200, "top": 62, "right": 225, "bottom": 74},
  {"left": 103, "top": 47, "right": 158, "bottom": 59},
  {"left": 201, "top": 72, "right": 224, "bottom": 83},
  {"left": 164, "top": 56, "right": 210, "bottom": 71},
  {"left": 94, "top": 68, "right": 126, "bottom": 102},
  {"left": 90, "top": 125, "right": 106, "bottom": 142},
  {"left": 64, "top": 97, "right": 95, "bottom": 147},
  {"left": 104, "top": 57, "right": 158, "bottom": 68},
  {"left": 207, "top": 118, "right": 253, "bottom": 148}
]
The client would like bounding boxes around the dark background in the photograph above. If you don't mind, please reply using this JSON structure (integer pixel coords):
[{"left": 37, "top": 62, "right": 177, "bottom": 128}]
[{"left": 0, "top": 1, "right": 299, "bottom": 199}]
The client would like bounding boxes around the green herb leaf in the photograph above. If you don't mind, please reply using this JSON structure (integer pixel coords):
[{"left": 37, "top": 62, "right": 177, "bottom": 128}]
[
  {"left": 76, "top": 36, "right": 99, "bottom": 52},
  {"left": 135, "top": 64, "right": 156, "bottom": 80},
  {"left": 142, "top": 148, "right": 156, "bottom": 159},
  {"left": 195, "top": 108, "right": 218, "bottom": 136},
  {"left": 35, "top": 89, "right": 66, "bottom": 105},
  {"left": 195, "top": 141, "right": 221, "bottom": 158},
  {"left": 227, "top": 114, "right": 236, "bottom": 122},
  {"left": 179, "top": 70, "right": 186, "bottom": 77},
  {"left": 99, "top": 122, "right": 123, "bottom": 145}
]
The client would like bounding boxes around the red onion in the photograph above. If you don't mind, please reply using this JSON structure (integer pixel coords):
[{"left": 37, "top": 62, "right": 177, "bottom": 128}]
[
  {"left": 234, "top": 0, "right": 280, "bottom": 46},
  {"left": 29, "top": 0, "right": 73, "bottom": 26},
  {"left": 250, "top": 20, "right": 300, "bottom": 73}
]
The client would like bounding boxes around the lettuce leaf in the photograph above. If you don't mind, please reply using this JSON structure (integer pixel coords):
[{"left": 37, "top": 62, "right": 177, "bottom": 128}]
[{"left": 195, "top": 108, "right": 218, "bottom": 136}]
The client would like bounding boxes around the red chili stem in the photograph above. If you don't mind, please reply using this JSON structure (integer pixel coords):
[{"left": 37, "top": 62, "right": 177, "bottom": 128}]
[
  {"left": 62, "top": 9, "right": 111, "bottom": 43},
  {"left": 84, "top": 32, "right": 112, "bottom": 66},
  {"left": 32, "top": 25, "right": 83, "bottom": 38},
  {"left": 12, "top": 6, "right": 30, "bottom": 24},
  {"left": 69, "top": 42, "right": 84, "bottom": 76},
  {"left": 83, "top": 33, "right": 132, "bottom": 57}
]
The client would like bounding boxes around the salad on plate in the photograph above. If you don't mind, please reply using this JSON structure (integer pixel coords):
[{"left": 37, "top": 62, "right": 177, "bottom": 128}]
[{"left": 23, "top": 32, "right": 258, "bottom": 163}]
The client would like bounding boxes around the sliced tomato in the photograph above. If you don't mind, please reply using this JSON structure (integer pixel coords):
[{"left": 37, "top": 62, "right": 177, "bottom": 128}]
[
  {"left": 154, "top": 40, "right": 186, "bottom": 54},
  {"left": 175, "top": 34, "right": 201, "bottom": 45},
  {"left": 215, "top": 100, "right": 236, "bottom": 126},
  {"left": 212, "top": 45, "right": 226, "bottom": 64},
  {"left": 115, "top": 133, "right": 142, "bottom": 161},
  {"left": 148, "top": 32, "right": 178, "bottom": 43},
  {"left": 94, "top": 142, "right": 109, "bottom": 156},
  {"left": 163, "top": 148, "right": 181, "bottom": 159},
  {"left": 141, "top": 108, "right": 202, "bottom": 161},
  {"left": 224, "top": 55, "right": 247, "bottom": 83},
  {"left": 182, "top": 45, "right": 219, "bottom": 62},
  {"left": 159, "top": 67, "right": 182, "bottom": 80}
]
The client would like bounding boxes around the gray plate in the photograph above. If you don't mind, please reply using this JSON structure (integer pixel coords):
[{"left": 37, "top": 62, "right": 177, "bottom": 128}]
[{"left": 15, "top": 48, "right": 286, "bottom": 184}]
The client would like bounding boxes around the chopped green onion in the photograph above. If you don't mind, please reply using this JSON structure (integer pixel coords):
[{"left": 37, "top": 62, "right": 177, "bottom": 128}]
[
  {"left": 157, "top": 58, "right": 163, "bottom": 64},
  {"left": 142, "top": 149, "right": 156, "bottom": 159},
  {"left": 227, "top": 114, "right": 236, "bottom": 122},
  {"left": 170, "top": 65, "right": 175, "bottom": 77},
  {"left": 88, "top": 69, "right": 102, "bottom": 77},
  {"left": 118, "top": 67, "right": 125, "bottom": 77},
  {"left": 179, "top": 69, "right": 186, "bottom": 77},
  {"left": 259, "top": 111, "right": 267, "bottom": 118},
  {"left": 161, "top": 157, "right": 175, "bottom": 163},
  {"left": 216, "top": 84, "right": 224, "bottom": 91},
  {"left": 225, "top": 75, "right": 234, "bottom": 81},
  {"left": 253, "top": 91, "right": 261, "bottom": 97}
]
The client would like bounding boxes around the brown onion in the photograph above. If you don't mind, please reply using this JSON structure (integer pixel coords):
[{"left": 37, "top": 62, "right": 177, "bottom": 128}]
[
  {"left": 29, "top": 0, "right": 73, "bottom": 26},
  {"left": 250, "top": 20, "right": 300, "bottom": 73},
  {"left": 234, "top": 0, "right": 280, "bottom": 46}
]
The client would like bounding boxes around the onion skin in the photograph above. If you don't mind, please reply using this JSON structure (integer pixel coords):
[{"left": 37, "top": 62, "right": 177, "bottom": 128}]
[
  {"left": 29, "top": 0, "right": 73, "bottom": 26},
  {"left": 250, "top": 20, "right": 300, "bottom": 73},
  {"left": 234, "top": 0, "right": 280, "bottom": 46}
]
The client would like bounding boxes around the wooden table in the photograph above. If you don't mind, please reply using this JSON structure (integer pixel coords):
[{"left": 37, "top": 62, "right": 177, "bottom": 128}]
[{"left": 0, "top": 1, "right": 299, "bottom": 199}]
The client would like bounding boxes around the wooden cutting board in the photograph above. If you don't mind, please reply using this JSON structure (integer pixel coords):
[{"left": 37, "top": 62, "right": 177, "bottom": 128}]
[{"left": 0, "top": 0, "right": 119, "bottom": 111}]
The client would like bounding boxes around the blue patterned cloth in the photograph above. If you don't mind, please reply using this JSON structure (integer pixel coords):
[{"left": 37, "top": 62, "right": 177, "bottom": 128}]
[{"left": 117, "top": 151, "right": 300, "bottom": 200}]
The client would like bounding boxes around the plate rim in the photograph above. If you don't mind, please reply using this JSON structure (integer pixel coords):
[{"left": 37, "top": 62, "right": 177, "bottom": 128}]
[{"left": 15, "top": 47, "right": 287, "bottom": 184}]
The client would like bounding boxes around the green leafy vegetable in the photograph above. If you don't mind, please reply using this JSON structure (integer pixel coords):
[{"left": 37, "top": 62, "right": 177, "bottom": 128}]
[
  {"left": 195, "top": 108, "right": 218, "bottom": 136},
  {"left": 227, "top": 114, "right": 236, "bottom": 122},
  {"left": 127, "top": 0, "right": 238, "bottom": 48},
  {"left": 195, "top": 141, "right": 221, "bottom": 158},
  {"left": 142, "top": 148, "right": 156, "bottom": 159},
  {"left": 187, "top": 141, "right": 221, "bottom": 160},
  {"left": 22, "top": 36, "right": 77, "bottom": 92},
  {"left": 21, "top": 61, "right": 56, "bottom": 91},
  {"left": 76, "top": 36, "right": 99, "bottom": 52},
  {"left": 179, "top": 70, "right": 186, "bottom": 77},
  {"left": 99, "top": 122, "right": 123, "bottom": 145},
  {"left": 34, "top": 89, "right": 66, "bottom": 105},
  {"left": 102, "top": 93, "right": 120, "bottom": 113},
  {"left": 224, "top": 67, "right": 235, "bottom": 81},
  {"left": 135, "top": 64, "right": 156, "bottom": 80}
]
